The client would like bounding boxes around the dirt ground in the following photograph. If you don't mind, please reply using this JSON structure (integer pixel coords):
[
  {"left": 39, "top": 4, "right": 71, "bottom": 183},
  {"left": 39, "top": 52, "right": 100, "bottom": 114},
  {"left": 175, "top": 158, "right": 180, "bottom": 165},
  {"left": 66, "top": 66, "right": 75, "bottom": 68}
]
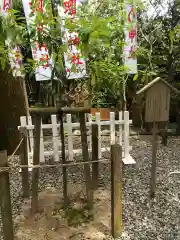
[
  {"left": 15, "top": 185, "right": 113, "bottom": 240},
  {"left": 13, "top": 133, "right": 158, "bottom": 240}
]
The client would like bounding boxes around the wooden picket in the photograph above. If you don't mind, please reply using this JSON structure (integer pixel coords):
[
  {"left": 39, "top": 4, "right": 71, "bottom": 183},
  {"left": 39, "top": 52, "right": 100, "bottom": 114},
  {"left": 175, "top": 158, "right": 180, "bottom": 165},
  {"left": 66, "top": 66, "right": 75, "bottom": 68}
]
[
  {"left": 67, "top": 114, "right": 73, "bottom": 161},
  {"left": 18, "top": 111, "right": 135, "bottom": 168},
  {"left": 51, "top": 115, "right": 59, "bottom": 162}
]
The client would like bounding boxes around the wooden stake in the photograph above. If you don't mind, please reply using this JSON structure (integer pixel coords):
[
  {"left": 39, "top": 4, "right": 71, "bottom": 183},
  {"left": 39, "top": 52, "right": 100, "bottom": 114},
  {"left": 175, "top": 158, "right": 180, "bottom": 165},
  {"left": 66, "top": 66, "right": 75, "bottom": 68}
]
[
  {"left": 59, "top": 111, "right": 69, "bottom": 209},
  {"left": 19, "top": 77, "right": 32, "bottom": 152},
  {"left": 0, "top": 150, "right": 14, "bottom": 240},
  {"left": 23, "top": 79, "right": 30, "bottom": 116},
  {"left": 79, "top": 112, "right": 93, "bottom": 209},
  {"left": 150, "top": 121, "right": 158, "bottom": 198},
  {"left": 92, "top": 123, "right": 99, "bottom": 190},
  {"left": 20, "top": 128, "right": 29, "bottom": 198},
  {"left": 161, "top": 122, "right": 168, "bottom": 146},
  {"left": 31, "top": 115, "right": 41, "bottom": 214},
  {"left": 111, "top": 144, "right": 122, "bottom": 238}
]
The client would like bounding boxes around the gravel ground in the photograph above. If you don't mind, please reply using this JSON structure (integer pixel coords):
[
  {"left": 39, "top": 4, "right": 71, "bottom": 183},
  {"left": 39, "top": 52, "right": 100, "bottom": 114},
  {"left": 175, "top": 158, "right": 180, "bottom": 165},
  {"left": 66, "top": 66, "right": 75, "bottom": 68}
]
[{"left": 1, "top": 133, "right": 180, "bottom": 239}]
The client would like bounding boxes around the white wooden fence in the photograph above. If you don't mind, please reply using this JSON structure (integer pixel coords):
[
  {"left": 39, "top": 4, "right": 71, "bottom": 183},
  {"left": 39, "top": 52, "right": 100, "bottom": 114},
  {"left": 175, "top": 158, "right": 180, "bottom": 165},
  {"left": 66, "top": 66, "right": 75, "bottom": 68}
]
[{"left": 18, "top": 111, "right": 135, "bottom": 166}]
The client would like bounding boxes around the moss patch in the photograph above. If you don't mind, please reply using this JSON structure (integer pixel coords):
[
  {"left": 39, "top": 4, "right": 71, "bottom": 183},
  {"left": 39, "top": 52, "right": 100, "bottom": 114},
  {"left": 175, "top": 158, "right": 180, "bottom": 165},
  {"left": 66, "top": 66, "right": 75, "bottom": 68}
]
[{"left": 65, "top": 206, "right": 93, "bottom": 227}]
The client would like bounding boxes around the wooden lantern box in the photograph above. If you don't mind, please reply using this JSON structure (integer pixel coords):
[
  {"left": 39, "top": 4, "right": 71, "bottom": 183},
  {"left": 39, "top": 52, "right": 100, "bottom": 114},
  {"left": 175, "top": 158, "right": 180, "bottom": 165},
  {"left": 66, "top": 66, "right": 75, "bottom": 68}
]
[
  {"left": 136, "top": 77, "right": 180, "bottom": 123},
  {"left": 136, "top": 77, "right": 180, "bottom": 198}
]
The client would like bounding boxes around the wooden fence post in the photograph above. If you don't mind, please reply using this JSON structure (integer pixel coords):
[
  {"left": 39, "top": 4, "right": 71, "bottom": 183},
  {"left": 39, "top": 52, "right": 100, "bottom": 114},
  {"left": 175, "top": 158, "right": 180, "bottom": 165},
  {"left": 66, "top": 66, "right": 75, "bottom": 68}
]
[
  {"left": 59, "top": 111, "right": 69, "bottom": 209},
  {"left": 150, "top": 121, "right": 158, "bottom": 198},
  {"left": 92, "top": 123, "right": 99, "bottom": 190},
  {"left": 161, "top": 122, "right": 168, "bottom": 146},
  {"left": 79, "top": 112, "right": 93, "bottom": 209},
  {"left": 31, "top": 115, "right": 41, "bottom": 214},
  {"left": 19, "top": 127, "right": 29, "bottom": 198},
  {"left": 0, "top": 150, "right": 14, "bottom": 240},
  {"left": 111, "top": 144, "right": 122, "bottom": 238}
]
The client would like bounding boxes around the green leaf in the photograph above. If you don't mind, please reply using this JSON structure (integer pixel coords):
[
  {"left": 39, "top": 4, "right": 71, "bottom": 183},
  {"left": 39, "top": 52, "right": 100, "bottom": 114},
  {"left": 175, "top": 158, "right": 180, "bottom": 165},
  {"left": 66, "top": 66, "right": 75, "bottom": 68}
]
[
  {"left": 133, "top": 74, "right": 138, "bottom": 81},
  {"left": 141, "top": 75, "right": 146, "bottom": 82}
]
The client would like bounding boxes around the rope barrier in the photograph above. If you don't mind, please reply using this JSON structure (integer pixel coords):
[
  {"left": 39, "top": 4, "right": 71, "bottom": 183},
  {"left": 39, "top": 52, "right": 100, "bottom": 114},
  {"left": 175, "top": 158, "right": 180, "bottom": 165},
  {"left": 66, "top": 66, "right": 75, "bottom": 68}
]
[
  {"left": 0, "top": 158, "right": 110, "bottom": 173},
  {"left": 8, "top": 138, "right": 24, "bottom": 162},
  {"left": 26, "top": 134, "right": 116, "bottom": 138}
]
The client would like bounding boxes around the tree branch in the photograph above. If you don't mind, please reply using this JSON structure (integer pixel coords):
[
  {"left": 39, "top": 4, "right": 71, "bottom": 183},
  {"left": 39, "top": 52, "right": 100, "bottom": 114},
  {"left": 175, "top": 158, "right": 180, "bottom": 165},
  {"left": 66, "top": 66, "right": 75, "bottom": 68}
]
[{"left": 139, "top": 27, "right": 150, "bottom": 44}]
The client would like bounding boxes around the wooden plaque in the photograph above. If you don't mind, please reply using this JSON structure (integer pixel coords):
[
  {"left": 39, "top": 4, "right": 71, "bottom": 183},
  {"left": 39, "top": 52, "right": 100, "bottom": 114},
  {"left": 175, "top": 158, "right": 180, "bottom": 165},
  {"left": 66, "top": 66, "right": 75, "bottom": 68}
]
[{"left": 145, "top": 82, "right": 170, "bottom": 122}]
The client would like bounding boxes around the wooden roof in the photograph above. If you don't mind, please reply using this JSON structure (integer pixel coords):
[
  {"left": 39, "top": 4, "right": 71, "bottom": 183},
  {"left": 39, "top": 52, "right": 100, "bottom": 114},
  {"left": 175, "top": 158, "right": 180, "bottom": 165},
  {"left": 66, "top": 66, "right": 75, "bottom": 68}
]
[{"left": 136, "top": 77, "right": 180, "bottom": 95}]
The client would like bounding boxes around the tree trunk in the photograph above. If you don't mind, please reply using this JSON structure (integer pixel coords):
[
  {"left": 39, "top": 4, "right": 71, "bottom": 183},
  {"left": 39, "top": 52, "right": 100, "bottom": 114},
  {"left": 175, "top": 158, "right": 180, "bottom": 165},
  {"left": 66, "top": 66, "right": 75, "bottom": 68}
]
[
  {"left": 0, "top": 69, "right": 27, "bottom": 154},
  {"left": 168, "top": 53, "right": 174, "bottom": 82}
]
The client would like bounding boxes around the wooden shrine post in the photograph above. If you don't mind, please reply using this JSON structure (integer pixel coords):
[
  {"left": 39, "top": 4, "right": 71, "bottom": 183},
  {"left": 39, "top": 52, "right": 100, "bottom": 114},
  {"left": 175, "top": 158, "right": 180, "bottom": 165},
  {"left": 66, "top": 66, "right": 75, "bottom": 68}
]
[
  {"left": 59, "top": 109, "right": 69, "bottom": 209},
  {"left": 31, "top": 114, "right": 41, "bottom": 214},
  {"left": 136, "top": 77, "right": 180, "bottom": 198},
  {"left": 19, "top": 127, "right": 29, "bottom": 198},
  {"left": 92, "top": 123, "right": 99, "bottom": 190},
  {"left": 111, "top": 144, "right": 122, "bottom": 238},
  {"left": 79, "top": 112, "right": 93, "bottom": 209},
  {"left": 150, "top": 121, "right": 158, "bottom": 198},
  {"left": 0, "top": 151, "right": 14, "bottom": 240}
]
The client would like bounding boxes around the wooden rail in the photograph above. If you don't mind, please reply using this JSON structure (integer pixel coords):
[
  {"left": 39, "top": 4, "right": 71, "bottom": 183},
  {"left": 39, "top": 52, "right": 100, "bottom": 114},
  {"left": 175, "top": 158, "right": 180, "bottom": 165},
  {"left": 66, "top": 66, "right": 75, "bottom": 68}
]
[{"left": 29, "top": 107, "right": 91, "bottom": 115}]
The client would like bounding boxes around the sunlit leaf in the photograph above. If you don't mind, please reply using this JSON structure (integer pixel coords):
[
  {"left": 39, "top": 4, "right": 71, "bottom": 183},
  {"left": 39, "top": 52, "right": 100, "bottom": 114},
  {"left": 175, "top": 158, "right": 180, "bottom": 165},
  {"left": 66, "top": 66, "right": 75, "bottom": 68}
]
[{"left": 133, "top": 74, "right": 138, "bottom": 81}]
